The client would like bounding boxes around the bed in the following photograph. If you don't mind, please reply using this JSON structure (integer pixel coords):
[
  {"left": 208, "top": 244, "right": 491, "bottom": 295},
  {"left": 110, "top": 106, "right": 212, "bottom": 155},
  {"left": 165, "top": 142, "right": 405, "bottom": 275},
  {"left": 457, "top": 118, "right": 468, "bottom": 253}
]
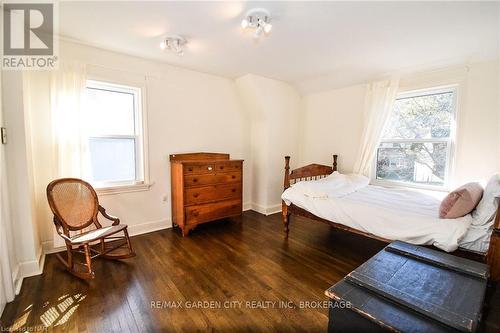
[{"left": 281, "top": 155, "right": 500, "bottom": 281}]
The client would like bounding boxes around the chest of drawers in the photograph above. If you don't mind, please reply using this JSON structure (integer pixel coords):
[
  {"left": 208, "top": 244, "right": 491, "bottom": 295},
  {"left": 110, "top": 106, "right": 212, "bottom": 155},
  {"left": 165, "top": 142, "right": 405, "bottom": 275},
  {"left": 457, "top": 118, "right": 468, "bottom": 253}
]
[{"left": 170, "top": 152, "right": 243, "bottom": 236}]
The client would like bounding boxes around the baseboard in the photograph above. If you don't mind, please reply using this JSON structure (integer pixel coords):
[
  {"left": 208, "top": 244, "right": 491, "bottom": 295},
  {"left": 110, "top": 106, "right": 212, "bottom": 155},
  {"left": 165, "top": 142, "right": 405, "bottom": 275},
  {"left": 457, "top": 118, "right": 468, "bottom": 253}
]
[
  {"left": 11, "top": 266, "right": 21, "bottom": 295},
  {"left": 243, "top": 202, "right": 252, "bottom": 211},
  {"left": 127, "top": 218, "right": 171, "bottom": 237},
  {"left": 43, "top": 218, "right": 172, "bottom": 254},
  {"left": 12, "top": 249, "right": 45, "bottom": 294},
  {"left": 249, "top": 203, "right": 281, "bottom": 216}
]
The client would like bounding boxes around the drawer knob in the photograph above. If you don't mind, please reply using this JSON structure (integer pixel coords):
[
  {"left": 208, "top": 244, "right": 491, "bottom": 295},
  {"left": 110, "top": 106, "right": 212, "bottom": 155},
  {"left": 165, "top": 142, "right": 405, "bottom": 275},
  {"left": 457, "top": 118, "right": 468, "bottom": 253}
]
[
  {"left": 188, "top": 167, "right": 193, "bottom": 172},
  {"left": 220, "top": 166, "right": 224, "bottom": 170},
  {"left": 208, "top": 166, "right": 213, "bottom": 171},
  {"left": 232, "top": 189, "right": 236, "bottom": 192},
  {"left": 192, "top": 211, "right": 199, "bottom": 216},
  {"left": 193, "top": 193, "right": 199, "bottom": 198},
  {"left": 193, "top": 178, "right": 198, "bottom": 183}
]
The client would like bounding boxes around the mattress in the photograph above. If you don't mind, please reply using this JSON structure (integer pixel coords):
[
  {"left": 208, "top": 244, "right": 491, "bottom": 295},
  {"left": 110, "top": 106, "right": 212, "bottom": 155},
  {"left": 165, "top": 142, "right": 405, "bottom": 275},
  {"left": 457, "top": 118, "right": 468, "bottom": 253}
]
[{"left": 282, "top": 179, "right": 488, "bottom": 253}]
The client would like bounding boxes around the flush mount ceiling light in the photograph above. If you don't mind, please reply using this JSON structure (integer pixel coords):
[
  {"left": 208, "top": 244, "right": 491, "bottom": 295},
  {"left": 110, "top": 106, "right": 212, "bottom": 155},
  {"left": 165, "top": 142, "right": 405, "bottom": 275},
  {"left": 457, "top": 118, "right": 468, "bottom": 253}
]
[
  {"left": 241, "top": 8, "right": 272, "bottom": 39},
  {"left": 159, "top": 35, "right": 187, "bottom": 56}
]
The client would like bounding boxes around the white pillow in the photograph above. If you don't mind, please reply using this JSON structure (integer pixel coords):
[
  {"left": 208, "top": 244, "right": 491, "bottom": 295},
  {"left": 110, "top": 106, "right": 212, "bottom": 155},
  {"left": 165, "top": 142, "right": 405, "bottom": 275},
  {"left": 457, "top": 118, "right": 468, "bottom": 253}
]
[{"left": 471, "top": 174, "right": 500, "bottom": 226}]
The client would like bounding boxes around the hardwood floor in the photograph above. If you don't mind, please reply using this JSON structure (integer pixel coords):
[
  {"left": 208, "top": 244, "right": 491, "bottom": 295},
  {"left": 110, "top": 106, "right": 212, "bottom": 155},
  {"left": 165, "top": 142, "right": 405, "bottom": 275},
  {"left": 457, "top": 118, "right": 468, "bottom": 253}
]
[{"left": 1, "top": 211, "right": 499, "bottom": 332}]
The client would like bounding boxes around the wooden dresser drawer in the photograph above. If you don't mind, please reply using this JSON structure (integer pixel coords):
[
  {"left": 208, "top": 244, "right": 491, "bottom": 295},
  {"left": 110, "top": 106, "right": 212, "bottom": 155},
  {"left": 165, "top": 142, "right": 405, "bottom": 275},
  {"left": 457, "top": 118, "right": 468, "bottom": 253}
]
[
  {"left": 215, "top": 161, "right": 242, "bottom": 173},
  {"left": 183, "top": 163, "right": 215, "bottom": 175},
  {"left": 184, "top": 171, "right": 241, "bottom": 187},
  {"left": 170, "top": 153, "right": 243, "bottom": 236},
  {"left": 185, "top": 199, "right": 242, "bottom": 225},
  {"left": 185, "top": 183, "right": 241, "bottom": 205}
]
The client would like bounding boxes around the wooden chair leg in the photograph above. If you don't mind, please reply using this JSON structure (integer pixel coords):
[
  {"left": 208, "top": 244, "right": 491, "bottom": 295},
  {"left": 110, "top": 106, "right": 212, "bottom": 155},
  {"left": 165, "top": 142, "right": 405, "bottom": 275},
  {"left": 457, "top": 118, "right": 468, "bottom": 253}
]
[
  {"left": 55, "top": 243, "right": 73, "bottom": 270},
  {"left": 56, "top": 243, "right": 95, "bottom": 280},
  {"left": 124, "top": 229, "right": 135, "bottom": 256},
  {"left": 100, "top": 229, "right": 136, "bottom": 260},
  {"left": 83, "top": 244, "right": 95, "bottom": 279}
]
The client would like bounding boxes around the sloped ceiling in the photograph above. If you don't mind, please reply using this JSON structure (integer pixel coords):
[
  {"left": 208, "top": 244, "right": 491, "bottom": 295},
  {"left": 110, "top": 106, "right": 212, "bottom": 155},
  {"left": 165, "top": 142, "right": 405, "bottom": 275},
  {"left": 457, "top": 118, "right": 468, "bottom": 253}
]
[{"left": 59, "top": 1, "right": 500, "bottom": 93}]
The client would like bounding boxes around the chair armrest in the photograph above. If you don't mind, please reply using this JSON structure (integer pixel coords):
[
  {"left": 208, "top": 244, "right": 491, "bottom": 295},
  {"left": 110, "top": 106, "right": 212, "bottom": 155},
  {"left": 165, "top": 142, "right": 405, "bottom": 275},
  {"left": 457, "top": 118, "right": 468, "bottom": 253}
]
[
  {"left": 98, "top": 205, "right": 120, "bottom": 226},
  {"left": 59, "top": 233, "right": 73, "bottom": 243},
  {"left": 53, "top": 217, "right": 73, "bottom": 243}
]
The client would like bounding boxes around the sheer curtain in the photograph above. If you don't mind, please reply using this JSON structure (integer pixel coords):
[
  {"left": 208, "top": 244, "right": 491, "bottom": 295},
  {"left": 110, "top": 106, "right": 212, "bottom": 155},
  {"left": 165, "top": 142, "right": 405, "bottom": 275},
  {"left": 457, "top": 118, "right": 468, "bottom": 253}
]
[
  {"left": 0, "top": 70, "right": 15, "bottom": 315},
  {"left": 50, "top": 62, "right": 89, "bottom": 178},
  {"left": 49, "top": 63, "right": 89, "bottom": 247},
  {"left": 0, "top": 172, "right": 15, "bottom": 315},
  {"left": 353, "top": 78, "right": 400, "bottom": 176}
]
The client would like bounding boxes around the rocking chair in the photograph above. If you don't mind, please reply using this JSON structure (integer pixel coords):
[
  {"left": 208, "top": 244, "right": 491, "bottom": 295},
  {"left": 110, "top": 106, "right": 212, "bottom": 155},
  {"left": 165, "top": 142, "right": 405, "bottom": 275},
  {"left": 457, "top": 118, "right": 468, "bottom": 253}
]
[{"left": 46, "top": 178, "right": 135, "bottom": 279}]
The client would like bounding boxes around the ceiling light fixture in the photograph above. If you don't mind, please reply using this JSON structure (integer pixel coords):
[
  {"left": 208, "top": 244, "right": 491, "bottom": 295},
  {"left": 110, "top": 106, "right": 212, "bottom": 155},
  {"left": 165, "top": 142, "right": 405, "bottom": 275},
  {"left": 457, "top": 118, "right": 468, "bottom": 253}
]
[
  {"left": 241, "top": 8, "right": 272, "bottom": 39},
  {"left": 159, "top": 35, "right": 187, "bottom": 56}
]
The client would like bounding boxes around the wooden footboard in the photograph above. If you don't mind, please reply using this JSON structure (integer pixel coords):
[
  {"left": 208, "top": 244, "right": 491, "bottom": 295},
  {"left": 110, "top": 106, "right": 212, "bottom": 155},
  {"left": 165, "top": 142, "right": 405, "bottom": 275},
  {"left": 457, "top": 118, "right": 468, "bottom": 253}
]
[
  {"left": 281, "top": 155, "right": 500, "bottom": 282},
  {"left": 486, "top": 211, "right": 500, "bottom": 281}
]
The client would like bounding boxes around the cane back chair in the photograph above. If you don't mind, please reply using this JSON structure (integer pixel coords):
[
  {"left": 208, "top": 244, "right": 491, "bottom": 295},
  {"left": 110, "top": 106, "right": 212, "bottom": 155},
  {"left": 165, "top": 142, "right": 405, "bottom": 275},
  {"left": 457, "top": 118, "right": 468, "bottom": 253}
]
[{"left": 47, "top": 178, "right": 135, "bottom": 279}]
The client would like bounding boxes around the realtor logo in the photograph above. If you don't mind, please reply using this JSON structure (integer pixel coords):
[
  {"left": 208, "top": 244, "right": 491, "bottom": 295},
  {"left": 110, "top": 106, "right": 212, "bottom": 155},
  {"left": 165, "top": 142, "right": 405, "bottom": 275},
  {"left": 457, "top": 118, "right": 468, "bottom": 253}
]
[{"left": 2, "top": 1, "right": 58, "bottom": 69}]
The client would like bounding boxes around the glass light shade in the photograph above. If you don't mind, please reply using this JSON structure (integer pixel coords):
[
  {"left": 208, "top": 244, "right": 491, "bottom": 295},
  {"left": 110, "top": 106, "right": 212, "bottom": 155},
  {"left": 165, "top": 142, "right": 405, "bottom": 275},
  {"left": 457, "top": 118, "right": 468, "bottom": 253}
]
[
  {"left": 241, "top": 18, "right": 249, "bottom": 29},
  {"left": 254, "top": 26, "right": 263, "bottom": 38},
  {"left": 264, "top": 23, "right": 272, "bottom": 34},
  {"left": 159, "top": 40, "right": 166, "bottom": 50}
]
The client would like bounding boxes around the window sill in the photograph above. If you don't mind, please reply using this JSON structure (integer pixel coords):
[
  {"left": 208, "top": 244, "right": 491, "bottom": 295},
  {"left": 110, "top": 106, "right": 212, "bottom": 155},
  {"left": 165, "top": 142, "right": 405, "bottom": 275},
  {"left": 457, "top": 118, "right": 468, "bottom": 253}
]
[
  {"left": 95, "top": 182, "right": 154, "bottom": 196},
  {"left": 370, "top": 180, "right": 449, "bottom": 197}
]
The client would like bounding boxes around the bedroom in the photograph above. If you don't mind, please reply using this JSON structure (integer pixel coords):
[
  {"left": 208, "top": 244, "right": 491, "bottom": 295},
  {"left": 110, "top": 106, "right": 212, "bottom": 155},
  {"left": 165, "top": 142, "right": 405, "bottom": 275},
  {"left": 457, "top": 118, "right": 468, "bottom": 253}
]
[{"left": 0, "top": 1, "right": 499, "bottom": 332}]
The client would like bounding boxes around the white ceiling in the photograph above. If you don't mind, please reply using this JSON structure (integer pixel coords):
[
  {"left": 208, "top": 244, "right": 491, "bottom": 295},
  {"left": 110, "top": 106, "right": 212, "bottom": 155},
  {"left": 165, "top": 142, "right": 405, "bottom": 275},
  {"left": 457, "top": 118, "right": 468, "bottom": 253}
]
[{"left": 59, "top": 1, "right": 500, "bottom": 93}]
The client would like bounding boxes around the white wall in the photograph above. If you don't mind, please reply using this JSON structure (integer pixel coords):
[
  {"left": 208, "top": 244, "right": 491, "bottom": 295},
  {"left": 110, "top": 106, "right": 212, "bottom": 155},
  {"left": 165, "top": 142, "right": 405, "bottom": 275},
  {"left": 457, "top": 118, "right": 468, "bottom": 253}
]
[
  {"left": 497, "top": 7, "right": 500, "bottom": 172},
  {"left": 236, "top": 74, "right": 301, "bottom": 214},
  {"left": 26, "top": 41, "right": 251, "bottom": 251},
  {"left": 452, "top": 61, "right": 499, "bottom": 186},
  {"left": 0, "top": 69, "right": 17, "bottom": 314},
  {"left": 299, "top": 60, "right": 500, "bottom": 187},
  {"left": 1, "top": 71, "right": 43, "bottom": 289},
  {"left": 300, "top": 84, "right": 366, "bottom": 172}
]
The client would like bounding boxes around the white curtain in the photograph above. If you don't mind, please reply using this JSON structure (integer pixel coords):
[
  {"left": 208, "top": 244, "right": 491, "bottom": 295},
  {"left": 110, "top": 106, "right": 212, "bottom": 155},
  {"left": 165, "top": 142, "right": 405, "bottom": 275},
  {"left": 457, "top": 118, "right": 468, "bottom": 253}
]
[
  {"left": 49, "top": 63, "right": 89, "bottom": 247},
  {"left": 50, "top": 62, "right": 89, "bottom": 179},
  {"left": 353, "top": 78, "right": 400, "bottom": 176},
  {"left": 0, "top": 173, "right": 15, "bottom": 315},
  {"left": 0, "top": 70, "right": 15, "bottom": 315}
]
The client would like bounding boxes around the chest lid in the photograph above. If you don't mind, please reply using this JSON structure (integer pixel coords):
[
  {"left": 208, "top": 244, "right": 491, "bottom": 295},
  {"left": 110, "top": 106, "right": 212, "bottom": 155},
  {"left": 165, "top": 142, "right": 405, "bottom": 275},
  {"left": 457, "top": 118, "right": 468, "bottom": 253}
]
[{"left": 326, "top": 241, "right": 489, "bottom": 333}]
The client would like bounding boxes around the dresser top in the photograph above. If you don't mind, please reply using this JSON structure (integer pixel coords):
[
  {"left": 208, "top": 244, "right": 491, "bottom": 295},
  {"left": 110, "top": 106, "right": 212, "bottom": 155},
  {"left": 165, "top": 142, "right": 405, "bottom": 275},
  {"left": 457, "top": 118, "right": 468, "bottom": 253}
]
[{"left": 170, "top": 152, "right": 243, "bottom": 164}]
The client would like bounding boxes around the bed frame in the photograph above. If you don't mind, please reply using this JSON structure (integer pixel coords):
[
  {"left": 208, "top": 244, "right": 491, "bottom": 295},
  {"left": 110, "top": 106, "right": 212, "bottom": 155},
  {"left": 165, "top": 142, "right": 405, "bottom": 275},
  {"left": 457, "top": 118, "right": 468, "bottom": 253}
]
[{"left": 281, "top": 155, "right": 500, "bottom": 281}]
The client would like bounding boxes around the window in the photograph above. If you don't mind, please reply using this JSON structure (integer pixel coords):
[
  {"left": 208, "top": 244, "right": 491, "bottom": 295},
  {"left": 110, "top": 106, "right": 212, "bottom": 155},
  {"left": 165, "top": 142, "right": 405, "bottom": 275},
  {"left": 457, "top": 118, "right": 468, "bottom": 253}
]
[
  {"left": 84, "top": 80, "right": 146, "bottom": 189},
  {"left": 374, "top": 86, "right": 457, "bottom": 189}
]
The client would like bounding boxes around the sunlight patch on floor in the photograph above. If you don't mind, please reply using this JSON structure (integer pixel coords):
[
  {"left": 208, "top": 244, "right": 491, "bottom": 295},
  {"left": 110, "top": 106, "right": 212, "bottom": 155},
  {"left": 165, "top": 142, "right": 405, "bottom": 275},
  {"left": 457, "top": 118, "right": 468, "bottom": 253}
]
[
  {"left": 9, "top": 309, "right": 31, "bottom": 331},
  {"left": 40, "top": 293, "right": 86, "bottom": 328}
]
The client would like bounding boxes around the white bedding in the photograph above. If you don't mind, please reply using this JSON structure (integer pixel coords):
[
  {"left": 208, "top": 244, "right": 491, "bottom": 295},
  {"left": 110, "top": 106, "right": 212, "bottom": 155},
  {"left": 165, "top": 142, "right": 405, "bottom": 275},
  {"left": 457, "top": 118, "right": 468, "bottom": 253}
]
[{"left": 282, "top": 174, "right": 481, "bottom": 252}]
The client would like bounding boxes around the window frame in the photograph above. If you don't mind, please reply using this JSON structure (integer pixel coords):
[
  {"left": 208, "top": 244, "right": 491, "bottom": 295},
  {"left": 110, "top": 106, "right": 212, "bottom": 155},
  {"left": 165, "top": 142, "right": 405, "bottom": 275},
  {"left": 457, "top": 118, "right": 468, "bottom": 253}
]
[
  {"left": 371, "top": 85, "right": 458, "bottom": 191},
  {"left": 85, "top": 79, "right": 150, "bottom": 193}
]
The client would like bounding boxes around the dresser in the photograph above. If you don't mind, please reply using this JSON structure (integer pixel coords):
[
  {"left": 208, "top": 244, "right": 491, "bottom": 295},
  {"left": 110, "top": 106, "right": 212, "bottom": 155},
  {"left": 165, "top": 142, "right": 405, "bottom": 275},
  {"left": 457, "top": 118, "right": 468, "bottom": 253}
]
[{"left": 170, "top": 152, "right": 243, "bottom": 236}]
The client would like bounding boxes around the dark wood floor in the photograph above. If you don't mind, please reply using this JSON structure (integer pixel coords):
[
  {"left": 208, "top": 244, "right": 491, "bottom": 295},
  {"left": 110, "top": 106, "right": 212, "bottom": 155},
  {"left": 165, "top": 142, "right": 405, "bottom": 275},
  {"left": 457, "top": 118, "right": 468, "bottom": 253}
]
[{"left": 1, "top": 211, "right": 499, "bottom": 332}]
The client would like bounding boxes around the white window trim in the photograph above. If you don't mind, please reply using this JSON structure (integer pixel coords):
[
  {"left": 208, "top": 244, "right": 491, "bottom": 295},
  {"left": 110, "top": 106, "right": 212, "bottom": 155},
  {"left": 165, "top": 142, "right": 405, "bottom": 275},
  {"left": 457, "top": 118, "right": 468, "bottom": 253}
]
[
  {"left": 85, "top": 79, "right": 151, "bottom": 194},
  {"left": 371, "top": 84, "right": 458, "bottom": 192}
]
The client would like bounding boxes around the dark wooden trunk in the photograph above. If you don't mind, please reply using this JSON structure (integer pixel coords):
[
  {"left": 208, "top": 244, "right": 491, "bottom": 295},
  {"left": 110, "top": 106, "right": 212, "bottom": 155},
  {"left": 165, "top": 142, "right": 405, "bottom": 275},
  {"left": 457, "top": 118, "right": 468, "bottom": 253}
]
[{"left": 326, "top": 241, "right": 489, "bottom": 333}]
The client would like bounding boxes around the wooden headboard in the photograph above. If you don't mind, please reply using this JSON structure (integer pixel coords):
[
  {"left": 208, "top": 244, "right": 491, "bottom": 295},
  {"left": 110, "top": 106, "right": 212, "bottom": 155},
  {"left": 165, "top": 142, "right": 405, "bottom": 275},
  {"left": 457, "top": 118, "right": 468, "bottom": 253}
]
[{"left": 283, "top": 155, "right": 337, "bottom": 189}]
